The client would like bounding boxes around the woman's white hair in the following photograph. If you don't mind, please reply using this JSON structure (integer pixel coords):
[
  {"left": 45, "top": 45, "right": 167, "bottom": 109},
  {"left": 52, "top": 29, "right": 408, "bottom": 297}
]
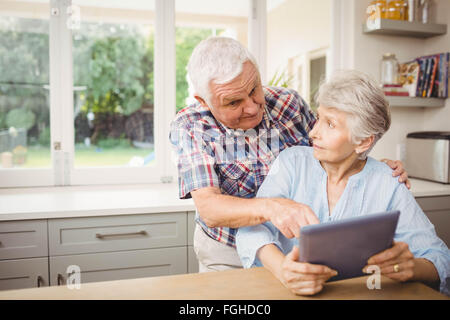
[
  {"left": 187, "top": 36, "right": 258, "bottom": 105},
  {"left": 315, "top": 69, "right": 391, "bottom": 160}
]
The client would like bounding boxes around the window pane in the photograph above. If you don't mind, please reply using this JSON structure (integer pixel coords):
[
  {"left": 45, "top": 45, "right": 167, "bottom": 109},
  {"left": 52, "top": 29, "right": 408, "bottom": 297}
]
[
  {"left": 175, "top": 0, "right": 249, "bottom": 112},
  {"left": 72, "top": 0, "right": 155, "bottom": 168},
  {"left": 0, "top": 1, "right": 50, "bottom": 169}
]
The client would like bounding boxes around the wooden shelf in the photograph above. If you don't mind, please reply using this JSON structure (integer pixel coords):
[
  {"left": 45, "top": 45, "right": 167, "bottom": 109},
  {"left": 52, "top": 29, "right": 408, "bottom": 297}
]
[
  {"left": 363, "top": 19, "right": 447, "bottom": 38},
  {"left": 387, "top": 96, "right": 446, "bottom": 108}
]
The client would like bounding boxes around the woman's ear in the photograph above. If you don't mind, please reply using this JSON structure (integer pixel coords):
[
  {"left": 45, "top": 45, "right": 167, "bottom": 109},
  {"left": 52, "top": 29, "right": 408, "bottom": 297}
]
[{"left": 355, "top": 135, "right": 375, "bottom": 155}]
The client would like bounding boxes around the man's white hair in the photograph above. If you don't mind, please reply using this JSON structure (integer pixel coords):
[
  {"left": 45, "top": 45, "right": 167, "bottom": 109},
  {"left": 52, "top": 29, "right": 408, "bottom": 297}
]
[
  {"left": 187, "top": 36, "right": 258, "bottom": 105},
  {"left": 315, "top": 69, "right": 391, "bottom": 160}
]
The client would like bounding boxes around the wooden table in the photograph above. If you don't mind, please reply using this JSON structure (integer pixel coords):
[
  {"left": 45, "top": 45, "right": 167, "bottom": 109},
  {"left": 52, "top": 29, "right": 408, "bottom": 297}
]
[{"left": 0, "top": 267, "right": 447, "bottom": 300}]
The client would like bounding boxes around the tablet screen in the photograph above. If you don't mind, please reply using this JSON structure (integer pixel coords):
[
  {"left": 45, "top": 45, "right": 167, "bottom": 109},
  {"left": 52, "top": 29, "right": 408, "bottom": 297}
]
[{"left": 298, "top": 210, "right": 400, "bottom": 281}]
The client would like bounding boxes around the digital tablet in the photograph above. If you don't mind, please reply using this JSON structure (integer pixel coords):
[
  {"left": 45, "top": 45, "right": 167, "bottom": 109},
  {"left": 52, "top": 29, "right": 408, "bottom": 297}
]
[{"left": 298, "top": 210, "right": 400, "bottom": 282}]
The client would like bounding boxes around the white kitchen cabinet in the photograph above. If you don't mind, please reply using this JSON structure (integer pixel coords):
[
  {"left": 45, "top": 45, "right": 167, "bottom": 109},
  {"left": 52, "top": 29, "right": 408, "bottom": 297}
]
[
  {"left": 48, "top": 212, "right": 187, "bottom": 255},
  {"left": 0, "top": 257, "right": 49, "bottom": 290},
  {"left": 46, "top": 212, "right": 194, "bottom": 287},
  {"left": 187, "top": 211, "right": 195, "bottom": 246},
  {"left": 187, "top": 246, "right": 198, "bottom": 274},
  {"left": 0, "top": 219, "right": 48, "bottom": 260},
  {"left": 0, "top": 211, "right": 199, "bottom": 291},
  {"left": 0, "top": 219, "right": 49, "bottom": 290},
  {"left": 49, "top": 247, "right": 187, "bottom": 286},
  {"left": 187, "top": 211, "right": 199, "bottom": 273}
]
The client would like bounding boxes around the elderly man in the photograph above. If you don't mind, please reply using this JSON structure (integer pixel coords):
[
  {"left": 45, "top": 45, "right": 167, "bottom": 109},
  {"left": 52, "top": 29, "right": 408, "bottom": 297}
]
[{"left": 169, "top": 37, "right": 409, "bottom": 272}]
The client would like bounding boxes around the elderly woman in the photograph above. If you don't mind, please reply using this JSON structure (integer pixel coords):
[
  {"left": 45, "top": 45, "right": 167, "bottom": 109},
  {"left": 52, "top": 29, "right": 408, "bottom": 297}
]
[{"left": 236, "top": 70, "right": 450, "bottom": 296}]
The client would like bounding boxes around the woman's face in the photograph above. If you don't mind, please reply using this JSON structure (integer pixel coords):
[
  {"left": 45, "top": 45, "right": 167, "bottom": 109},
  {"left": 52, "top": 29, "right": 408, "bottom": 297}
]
[{"left": 309, "top": 105, "right": 358, "bottom": 163}]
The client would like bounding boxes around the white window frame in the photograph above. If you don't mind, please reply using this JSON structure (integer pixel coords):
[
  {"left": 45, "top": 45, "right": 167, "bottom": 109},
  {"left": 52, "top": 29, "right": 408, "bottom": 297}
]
[
  {"left": 0, "top": 1, "right": 53, "bottom": 188},
  {"left": 68, "top": 0, "right": 172, "bottom": 186},
  {"left": 0, "top": 0, "right": 267, "bottom": 188}
]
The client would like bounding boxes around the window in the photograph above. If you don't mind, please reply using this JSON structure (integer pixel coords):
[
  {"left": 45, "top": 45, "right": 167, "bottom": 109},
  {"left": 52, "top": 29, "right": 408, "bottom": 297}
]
[
  {"left": 72, "top": 0, "right": 156, "bottom": 168},
  {"left": 175, "top": 0, "right": 249, "bottom": 111},
  {"left": 0, "top": 3, "right": 50, "bottom": 170},
  {"left": 0, "top": 0, "right": 267, "bottom": 187}
]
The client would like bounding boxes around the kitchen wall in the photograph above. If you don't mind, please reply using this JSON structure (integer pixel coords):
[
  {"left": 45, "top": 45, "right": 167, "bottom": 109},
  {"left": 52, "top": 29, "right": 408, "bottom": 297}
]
[
  {"left": 266, "top": 0, "right": 450, "bottom": 163},
  {"left": 352, "top": 0, "right": 450, "bottom": 161},
  {"left": 266, "top": 0, "right": 331, "bottom": 84},
  {"left": 422, "top": 0, "right": 450, "bottom": 132}
]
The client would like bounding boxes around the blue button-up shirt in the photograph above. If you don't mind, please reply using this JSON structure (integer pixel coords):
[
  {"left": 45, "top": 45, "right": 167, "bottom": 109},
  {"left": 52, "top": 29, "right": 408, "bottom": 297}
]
[{"left": 236, "top": 146, "right": 450, "bottom": 295}]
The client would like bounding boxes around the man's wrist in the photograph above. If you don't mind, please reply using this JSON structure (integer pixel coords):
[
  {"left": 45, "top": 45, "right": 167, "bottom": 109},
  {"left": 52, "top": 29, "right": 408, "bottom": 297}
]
[{"left": 260, "top": 198, "right": 278, "bottom": 222}]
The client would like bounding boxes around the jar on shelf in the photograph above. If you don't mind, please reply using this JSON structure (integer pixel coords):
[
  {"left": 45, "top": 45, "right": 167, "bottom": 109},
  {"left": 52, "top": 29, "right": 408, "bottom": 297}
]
[
  {"left": 407, "top": 0, "right": 419, "bottom": 22},
  {"left": 380, "top": 53, "right": 400, "bottom": 86},
  {"left": 403, "top": 0, "right": 410, "bottom": 21},
  {"left": 386, "top": 0, "right": 407, "bottom": 20},
  {"left": 367, "top": 0, "right": 387, "bottom": 20},
  {"left": 418, "top": 0, "right": 434, "bottom": 24}
]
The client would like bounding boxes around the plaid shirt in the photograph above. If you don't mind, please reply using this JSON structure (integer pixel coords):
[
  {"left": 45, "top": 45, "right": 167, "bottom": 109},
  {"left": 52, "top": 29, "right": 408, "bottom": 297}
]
[{"left": 169, "top": 86, "right": 316, "bottom": 248}]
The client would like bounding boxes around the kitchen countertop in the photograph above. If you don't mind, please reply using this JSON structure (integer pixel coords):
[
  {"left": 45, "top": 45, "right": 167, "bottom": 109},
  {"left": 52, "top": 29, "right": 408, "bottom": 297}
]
[
  {"left": 0, "top": 183, "right": 196, "bottom": 221},
  {"left": 408, "top": 178, "right": 450, "bottom": 197},
  {"left": 0, "top": 267, "right": 447, "bottom": 300},
  {"left": 0, "top": 178, "right": 448, "bottom": 221}
]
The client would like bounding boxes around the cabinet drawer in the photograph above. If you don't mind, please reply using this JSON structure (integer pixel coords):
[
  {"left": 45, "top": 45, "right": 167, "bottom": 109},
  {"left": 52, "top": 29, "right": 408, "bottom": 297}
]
[
  {"left": 0, "top": 220, "right": 48, "bottom": 260},
  {"left": 49, "top": 247, "right": 187, "bottom": 286},
  {"left": 49, "top": 213, "right": 187, "bottom": 255},
  {"left": 0, "top": 257, "right": 49, "bottom": 291}
]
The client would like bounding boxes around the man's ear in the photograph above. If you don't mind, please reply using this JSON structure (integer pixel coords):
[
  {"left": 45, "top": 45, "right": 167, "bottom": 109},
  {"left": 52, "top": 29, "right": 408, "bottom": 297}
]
[
  {"left": 194, "top": 95, "right": 210, "bottom": 111},
  {"left": 355, "top": 135, "right": 375, "bottom": 155}
]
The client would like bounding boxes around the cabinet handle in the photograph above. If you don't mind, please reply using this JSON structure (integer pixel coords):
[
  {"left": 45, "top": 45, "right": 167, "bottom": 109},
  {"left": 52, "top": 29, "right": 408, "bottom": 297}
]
[
  {"left": 95, "top": 230, "right": 147, "bottom": 239},
  {"left": 57, "top": 273, "right": 64, "bottom": 286},
  {"left": 37, "top": 276, "right": 44, "bottom": 287}
]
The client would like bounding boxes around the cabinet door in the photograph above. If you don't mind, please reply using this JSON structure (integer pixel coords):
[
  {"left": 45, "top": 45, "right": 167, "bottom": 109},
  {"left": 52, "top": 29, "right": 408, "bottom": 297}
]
[
  {"left": 49, "top": 247, "right": 187, "bottom": 286},
  {"left": 0, "top": 220, "right": 48, "bottom": 260},
  {"left": 188, "top": 246, "right": 199, "bottom": 274},
  {"left": 187, "top": 211, "right": 196, "bottom": 246},
  {"left": 0, "top": 257, "right": 49, "bottom": 291},
  {"left": 416, "top": 196, "right": 450, "bottom": 247},
  {"left": 49, "top": 212, "right": 187, "bottom": 256}
]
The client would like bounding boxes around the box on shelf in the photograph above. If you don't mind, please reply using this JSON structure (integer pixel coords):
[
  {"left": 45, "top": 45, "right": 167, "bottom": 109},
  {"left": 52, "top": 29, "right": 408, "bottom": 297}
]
[
  {"left": 398, "top": 60, "right": 419, "bottom": 96},
  {"left": 399, "top": 53, "right": 449, "bottom": 98},
  {"left": 395, "top": 53, "right": 449, "bottom": 98},
  {"left": 383, "top": 84, "right": 410, "bottom": 96}
]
